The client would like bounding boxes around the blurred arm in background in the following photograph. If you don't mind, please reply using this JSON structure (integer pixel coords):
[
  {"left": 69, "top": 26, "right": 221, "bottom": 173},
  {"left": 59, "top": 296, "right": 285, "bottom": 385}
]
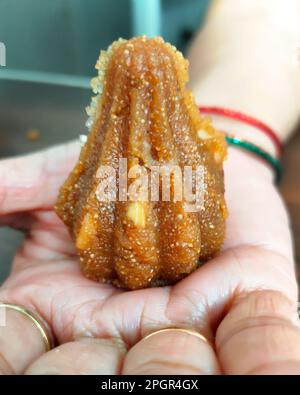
[{"left": 189, "top": 0, "right": 300, "bottom": 156}]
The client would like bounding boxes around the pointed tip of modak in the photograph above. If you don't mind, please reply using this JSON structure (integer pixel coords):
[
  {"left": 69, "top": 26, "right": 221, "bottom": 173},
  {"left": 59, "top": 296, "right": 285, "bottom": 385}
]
[
  {"left": 86, "top": 36, "right": 189, "bottom": 131},
  {"left": 93, "top": 35, "right": 188, "bottom": 88}
]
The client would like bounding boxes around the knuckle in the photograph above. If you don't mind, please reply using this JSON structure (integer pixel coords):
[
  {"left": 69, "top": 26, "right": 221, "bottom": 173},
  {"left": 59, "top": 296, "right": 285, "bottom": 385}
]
[{"left": 216, "top": 289, "right": 299, "bottom": 352}]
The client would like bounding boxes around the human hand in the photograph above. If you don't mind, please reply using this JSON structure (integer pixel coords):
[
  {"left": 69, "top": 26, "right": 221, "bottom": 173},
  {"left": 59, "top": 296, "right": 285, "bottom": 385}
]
[{"left": 0, "top": 140, "right": 299, "bottom": 375}]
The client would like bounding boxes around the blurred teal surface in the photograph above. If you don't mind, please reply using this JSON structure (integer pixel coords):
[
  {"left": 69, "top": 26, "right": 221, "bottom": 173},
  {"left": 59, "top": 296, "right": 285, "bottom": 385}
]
[
  {"left": 0, "top": 0, "right": 209, "bottom": 76},
  {"left": 132, "top": 0, "right": 161, "bottom": 37}
]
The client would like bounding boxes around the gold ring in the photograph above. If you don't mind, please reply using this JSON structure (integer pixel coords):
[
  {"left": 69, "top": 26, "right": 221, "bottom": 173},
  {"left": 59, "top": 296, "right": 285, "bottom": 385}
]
[
  {"left": 142, "top": 328, "right": 210, "bottom": 345},
  {"left": 0, "top": 303, "right": 54, "bottom": 352}
]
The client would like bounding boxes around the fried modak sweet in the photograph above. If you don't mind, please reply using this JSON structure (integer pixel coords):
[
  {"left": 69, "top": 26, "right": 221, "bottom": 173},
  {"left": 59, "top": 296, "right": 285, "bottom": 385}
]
[{"left": 55, "top": 36, "right": 227, "bottom": 290}]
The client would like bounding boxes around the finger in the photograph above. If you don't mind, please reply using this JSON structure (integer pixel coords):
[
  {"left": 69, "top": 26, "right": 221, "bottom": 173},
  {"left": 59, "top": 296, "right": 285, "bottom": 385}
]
[
  {"left": 0, "top": 305, "right": 48, "bottom": 374},
  {"left": 122, "top": 328, "right": 220, "bottom": 375},
  {"left": 0, "top": 141, "right": 80, "bottom": 215},
  {"left": 216, "top": 290, "right": 300, "bottom": 375},
  {"left": 25, "top": 338, "right": 126, "bottom": 375},
  {"left": 11, "top": 211, "right": 77, "bottom": 265}
]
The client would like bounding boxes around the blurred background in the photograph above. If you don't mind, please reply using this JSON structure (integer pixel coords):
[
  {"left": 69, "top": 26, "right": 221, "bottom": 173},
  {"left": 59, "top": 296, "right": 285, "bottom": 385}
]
[{"left": 0, "top": 0, "right": 299, "bottom": 283}]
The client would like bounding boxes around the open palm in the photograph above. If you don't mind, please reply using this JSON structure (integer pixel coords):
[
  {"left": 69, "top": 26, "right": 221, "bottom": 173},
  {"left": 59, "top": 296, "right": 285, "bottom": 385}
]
[{"left": 0, "top": 141, "right": 298, "bottom": 374}]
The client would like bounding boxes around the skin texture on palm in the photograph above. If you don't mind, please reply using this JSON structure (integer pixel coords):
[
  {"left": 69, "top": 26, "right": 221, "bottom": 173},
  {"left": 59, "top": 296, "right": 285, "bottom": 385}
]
[{"left": 0, "top": 141, "right": 299, "bottom": 374}]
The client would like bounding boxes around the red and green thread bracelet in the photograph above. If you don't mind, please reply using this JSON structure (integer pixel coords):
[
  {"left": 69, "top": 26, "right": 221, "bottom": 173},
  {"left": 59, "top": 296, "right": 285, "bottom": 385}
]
[
  {"left": 224, "top": 135, "right": 282, "bottom": 183},
  {"left": 198, "top": 107, "right": 283, "bottom": 183}
]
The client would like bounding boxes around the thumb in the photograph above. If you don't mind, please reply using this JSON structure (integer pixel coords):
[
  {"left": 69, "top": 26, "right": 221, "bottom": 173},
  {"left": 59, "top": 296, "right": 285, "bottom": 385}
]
[{"left": 0, "top": 141, "right": 80, "bottom": 216}]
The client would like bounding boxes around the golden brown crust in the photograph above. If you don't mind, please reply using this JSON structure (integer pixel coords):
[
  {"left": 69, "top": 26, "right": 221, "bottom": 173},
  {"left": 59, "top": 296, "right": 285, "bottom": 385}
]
[{"left": 55, "top": 36, "right": 227, "bottom": 290}]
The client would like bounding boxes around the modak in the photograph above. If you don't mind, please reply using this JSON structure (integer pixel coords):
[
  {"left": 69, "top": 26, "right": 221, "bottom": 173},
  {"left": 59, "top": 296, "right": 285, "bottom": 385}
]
[{"left": 55, "top": 36, "right": 227, "bottom": 290}]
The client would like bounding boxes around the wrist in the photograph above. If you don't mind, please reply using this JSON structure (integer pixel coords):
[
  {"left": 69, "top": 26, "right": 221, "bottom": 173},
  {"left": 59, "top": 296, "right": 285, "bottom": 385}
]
[
  {"left": 198, "top": 111, "right": 281, "bottom": 183},
  {"left": 189, "top": 1, "right": 300, "bottom": 143},
  {"left": 203, "top": 115, "right": 280, "bottom": 159},
  {"left": 191, "top": 67, "right": 299, "bottom": 143},
  {"left": 225, "top": 146, "right": 274, "bottom": 187}
]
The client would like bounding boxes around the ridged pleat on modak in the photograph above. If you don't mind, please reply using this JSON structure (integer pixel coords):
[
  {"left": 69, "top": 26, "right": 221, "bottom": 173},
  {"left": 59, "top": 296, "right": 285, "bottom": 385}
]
[{"left": 55, "top": 36, "right": 227, "bottom": 290}]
